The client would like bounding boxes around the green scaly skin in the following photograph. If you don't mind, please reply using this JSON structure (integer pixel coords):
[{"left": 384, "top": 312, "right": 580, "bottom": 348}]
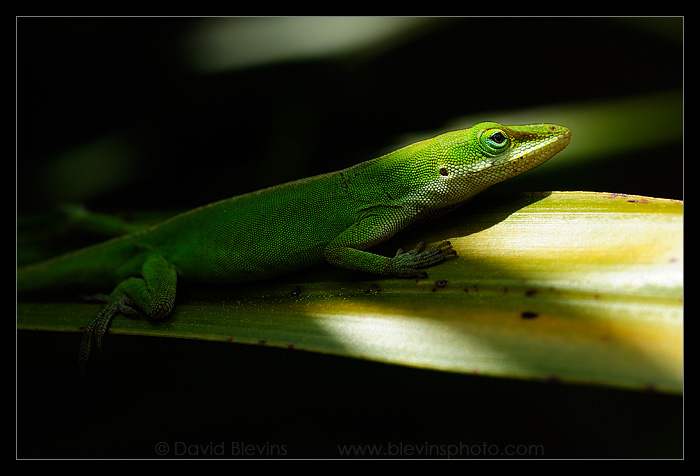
[{"left": 17, "top": 122, "right": 572, "bottom": 366}]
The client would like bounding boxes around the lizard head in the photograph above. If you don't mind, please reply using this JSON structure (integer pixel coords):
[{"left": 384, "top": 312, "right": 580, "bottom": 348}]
[
  {"left": 443, "top": 121, "right": 570, "bottom": 182},
  {"left": 420, "top": 121, "right": 572, "bottom": 205}
]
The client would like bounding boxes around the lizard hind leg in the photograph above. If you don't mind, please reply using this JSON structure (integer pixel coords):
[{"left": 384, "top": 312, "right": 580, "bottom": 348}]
[{"left": 78, "top": 254, "right": 177, "bottom": 369}]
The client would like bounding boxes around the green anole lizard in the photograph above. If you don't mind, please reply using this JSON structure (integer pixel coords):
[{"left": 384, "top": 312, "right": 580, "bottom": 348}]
[{"left": 17, "top": 122, "right": 571, "bottom": 366}]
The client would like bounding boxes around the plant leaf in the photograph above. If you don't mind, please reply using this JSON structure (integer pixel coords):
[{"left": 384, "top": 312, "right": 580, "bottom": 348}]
[{"left": 17, "top": 192, "right": 683, "bottom": 393}]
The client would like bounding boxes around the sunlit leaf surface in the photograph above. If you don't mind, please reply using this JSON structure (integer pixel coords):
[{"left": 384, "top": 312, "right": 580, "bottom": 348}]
[{"left": 17, "top": 192, "right": 683, "bottom": 393}]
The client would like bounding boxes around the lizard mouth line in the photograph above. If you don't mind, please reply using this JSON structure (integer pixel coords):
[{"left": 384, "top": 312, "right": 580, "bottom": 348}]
[{"left": 489, "top": 132, "right": 572, "bottom": 167}]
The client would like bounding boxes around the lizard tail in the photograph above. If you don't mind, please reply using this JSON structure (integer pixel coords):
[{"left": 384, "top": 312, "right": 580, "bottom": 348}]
[{"left": 17, "top": 235, "right": 138, "bottom": 295}]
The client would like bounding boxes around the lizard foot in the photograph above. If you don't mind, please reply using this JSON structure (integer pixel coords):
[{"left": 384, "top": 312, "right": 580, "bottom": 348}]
[
  {"left": 79, "top": 294, "right": 136, "bottom": 371},
  {"left": 390, "top": 241, "right": 456, "bottom": 278}
]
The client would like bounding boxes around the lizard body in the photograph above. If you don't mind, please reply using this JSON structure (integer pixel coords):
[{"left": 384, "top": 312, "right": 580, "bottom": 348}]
[{"left": 17, "top": 122, "right": 571, "bottom": 365}]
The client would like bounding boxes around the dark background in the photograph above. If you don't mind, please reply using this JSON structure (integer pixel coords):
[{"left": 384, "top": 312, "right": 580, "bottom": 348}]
[
  {"left": 17, "top": 17, "right": 683, "bottom": 459},
  {"left": 17, "top": 17, "right": 683, "bottom": 214}
]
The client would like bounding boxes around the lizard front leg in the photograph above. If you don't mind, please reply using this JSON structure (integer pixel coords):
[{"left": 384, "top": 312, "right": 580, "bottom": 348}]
[
  {"left": 79, "top": 254, "right": 177, "bottom": 368},
  {"left": 323, "top": 214, "right": 456, "bottom": 278}
]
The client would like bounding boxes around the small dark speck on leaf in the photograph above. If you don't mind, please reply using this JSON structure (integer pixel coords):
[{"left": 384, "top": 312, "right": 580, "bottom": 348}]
[
  {"left": 431, "top": 280, "right": 448, "bottom": 292},
  {"left": 525, "top": 289, "right": 537, "bottom": 297},
  {"left": 521, "top": 311, "right": 538, "bottom": 319},
  {"left": 258, "top": 339, "right": 267, "bottom": 345},
  {"left": 287, "top": 344, "right": 295, "bottom": 350},
  {"left": 365, "top": 283, "right": 383, "bottom": 294}
]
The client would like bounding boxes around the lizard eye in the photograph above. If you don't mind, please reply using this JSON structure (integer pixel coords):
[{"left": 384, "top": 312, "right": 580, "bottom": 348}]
[
  {"left": 481, "top": 129, "right": 510, "bottom": 154},
  {"left": 490, "top": 132, "right": 506, "bottom": 144}
]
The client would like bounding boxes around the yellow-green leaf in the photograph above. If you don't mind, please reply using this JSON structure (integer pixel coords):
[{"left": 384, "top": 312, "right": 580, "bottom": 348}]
[{"left": 16, "top": 191, "right": 683, "bottom": 393}]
